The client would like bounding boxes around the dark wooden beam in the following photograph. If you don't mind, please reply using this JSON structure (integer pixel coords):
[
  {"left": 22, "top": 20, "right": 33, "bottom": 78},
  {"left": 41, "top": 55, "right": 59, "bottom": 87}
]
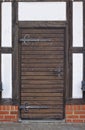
[
  {"left": 83, "top": 1, "right": 85, "bottom": 99},
  {"left": 0, "top": 98, "right": 13, "bottom": 105},
  {"left": 12, "top": 2, "right": 19, "bottom": 105},
  {"left": 0, "top": 2, "right": 1, "bottom": 99},
  {"left": 0, "top": 47, "right": 13, "bottom": 53},
  {"left": 66, "top": 98, "right": 85, "bottom": 105},
  {"left": 0, "top": 0, "right": 84, "bottom": 2},
  {"left": 66, "top": 1, "right": 72, "bottom": 99},
  {"left": 70, "top": 47, "right": 85, "bottom": 53},
  {"left": 16, "top": 0, "right": 71, "bottom": 1},
  {"left": 19, "top": 21, "right": 67, "bottom": 28},
  {"left": 0, "top": 0, "right": 73, "bottom": 2},
  {"left": 0, "top": 2, "right": 1, "bottom": 79}
]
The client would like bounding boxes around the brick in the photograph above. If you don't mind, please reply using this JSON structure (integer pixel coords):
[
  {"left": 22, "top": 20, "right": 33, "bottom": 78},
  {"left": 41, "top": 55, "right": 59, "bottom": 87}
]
[
  {"left": 74, "top": 111, "right": 85, "bottom": 115},
  {"left": 73, "top": 119, "right": 84, "bottom": 123},
  {"left": 10, "top": 106, "right": 18, "bottom": 111},
  {"left": 66, "top": 119, "right": 73, "bottom": 123},
  {"left": 66, "top": 115, "right": 78, "bottom": 119},
  {"left": 81, "top": 105, "right": 85, "bottom": 110},
  {"left": 0, "top": 106, "right": 4, "bottom": 110},
  {"left": 73, "top": 105, "right": 77, "bottom": 110},
  {"left": 80, "top": 115, "right": 85, "bottom": 119},
  {"left": 66, "top": 105, "right": 72, "bottom": 110},
  {"left": 1, "top": 106, "right": 5, "bottom": 110},
  {"left": 5, "top": 115, "right": 16, "bottom": 119},
  {"left": 0, "top": 105, "right": 5, "bottom": 110},
  {"left": 83, "top": 120, "right": 85, "bottom": 123},
  {"left": 10, "top": 106, "right": 15, "bottom": 111},
  {"left": 65, "top": 104, "right": 85, "bottom": 123},
  {"left": 14, "top": 115, "right": 18, "bottom": 120},
  {"left": 5, "top": 105, "right": 10, "bottom": 110},
  {"left": 10, "top": 111, "right": 18, "bottom": 114},
  {"left": 76, "top": 105, "right": 81, "bottom": 110},
  {"left": 65, "top": 107, "right": 73, "bottom": 112},
  {"left": 15, "top": 106, "right": 18, "bottom": 110},
  {"left": 0, "top": 105, "right": 18, "bottom": 122},
  {"left": 0, "top": 111, "right": 9, "bottom": 114},
  {"left": 66, "top": 111, "right": 73, "bottom": 115},
  {"left": 73, "top": 105, "right": 81, "bottom": 110},
  {"left": 0, "top": 120, "right": 10, "bottom": 122},
  {"left": 69, "top": 105, "right": 73, "bottom": 110},
  {"left": 6, "top": 105, "right": 11, "bottom": 110},
  {"left": 66, "top": 105, "right": 69, "bottom": 110},
  {"left": 0, "top": 115, "right": 4, "bottom": 119}
]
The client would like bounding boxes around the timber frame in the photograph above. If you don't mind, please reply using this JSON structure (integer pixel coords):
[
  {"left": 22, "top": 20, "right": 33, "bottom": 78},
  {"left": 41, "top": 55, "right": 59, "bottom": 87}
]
[
  {"left": 0, "top": 0, "right": 85, "bottom": 106},
  {"left": 0, "top": 2, "right": 1, "bottom": 98},
  {"left": 0, "top": 0, "right": 84, "bottom": 2}
]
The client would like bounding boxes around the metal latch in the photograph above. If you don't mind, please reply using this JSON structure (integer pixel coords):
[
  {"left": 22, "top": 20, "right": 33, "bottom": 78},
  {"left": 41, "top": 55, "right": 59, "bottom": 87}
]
[
  {"left": 20, "top": 38, "right": 51, "bottom": 43},
  {"left": 81, "top": 81, "right": 85, "bottom": 91},
  {"left": 0, "top": 82, "right": 3, "bottom": 92},
  {"left": 19, "top": 103, "right": 49, "bottom": 112}
]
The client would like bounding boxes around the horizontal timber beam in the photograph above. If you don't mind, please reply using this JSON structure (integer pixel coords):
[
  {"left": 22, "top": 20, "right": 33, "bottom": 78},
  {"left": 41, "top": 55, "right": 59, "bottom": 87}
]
[{"left": 0, "top": 0, "right": 84, "bottom": 2}]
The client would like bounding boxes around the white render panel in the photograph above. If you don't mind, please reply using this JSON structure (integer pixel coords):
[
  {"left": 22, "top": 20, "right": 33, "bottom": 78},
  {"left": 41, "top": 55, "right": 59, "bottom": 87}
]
[
  {"left": 73, "top": 2, "right": 83, "bottom": 47},
  {"left": 1, "top": 3, "right": 12, "bottom": 47},
  {"left": 72, "top": 54, "right": 83, "bottom": 98},
  {"left": 18, "top": 2, "right": 66, "bottom": 21},
  {"left": 1, "top": 54, "right": 12, "bottom": 98}
]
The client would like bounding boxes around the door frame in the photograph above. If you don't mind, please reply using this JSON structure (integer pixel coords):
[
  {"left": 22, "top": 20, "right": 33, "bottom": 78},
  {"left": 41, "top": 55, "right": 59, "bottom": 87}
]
[
  {"left": 18, "top": 21, "right": 68, "bottom": 119},
  {"left": 0, "top": 0, "right": 85, "bottom": 107},
  {"left": 0, "top": 1, "right": 72, "bottom": 106}
]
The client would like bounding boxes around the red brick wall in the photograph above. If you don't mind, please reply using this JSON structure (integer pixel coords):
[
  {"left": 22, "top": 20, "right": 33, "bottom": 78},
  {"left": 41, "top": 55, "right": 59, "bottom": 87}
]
[
  {"left": 0, "top": 105, "right": 85, "bottom": 123},
  {"left": 0, "top": 105, "right": 18, "bottom": 122},
  {"left": 66, "top": 105, "right": 85, "bottom": 123}
]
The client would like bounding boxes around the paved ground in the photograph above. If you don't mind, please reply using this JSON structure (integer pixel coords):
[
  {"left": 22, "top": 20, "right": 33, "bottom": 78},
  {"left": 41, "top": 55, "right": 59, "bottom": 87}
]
[{"left": 0, "top": 121, "right": 85, "bottom": 130}]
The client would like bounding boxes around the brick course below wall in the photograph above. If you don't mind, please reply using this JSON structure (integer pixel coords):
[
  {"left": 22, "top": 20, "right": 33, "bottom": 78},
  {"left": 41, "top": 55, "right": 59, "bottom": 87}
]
[
  {"left": 66, "top": 105, "right": 85, "bottom": 123},
  {"left": 0, "top": 105, "right": 85, "bottom": 123},
  {"left": 0, "top": 105, "right": 18, "bottom": 122}
]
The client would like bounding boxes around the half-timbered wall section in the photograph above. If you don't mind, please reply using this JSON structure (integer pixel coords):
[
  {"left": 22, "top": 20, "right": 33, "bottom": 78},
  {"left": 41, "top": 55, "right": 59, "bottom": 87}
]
[{"left": 0, "top": 0, "right": 85, "bottom": 123}]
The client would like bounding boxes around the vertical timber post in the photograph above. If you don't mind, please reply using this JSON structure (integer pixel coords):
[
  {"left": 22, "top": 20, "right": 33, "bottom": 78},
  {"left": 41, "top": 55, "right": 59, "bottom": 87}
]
[
  {"left": 83, "top": 1, "right": 85, "bottom": 99},
  {"left": 12, "top": 2, "right": 19, "bottom": 105},
  {"left": 0, "top": 2, "right": 1, "bottom": 99},
  {"left": 66, "top": 1, "right": 73, "bottom": 100}
]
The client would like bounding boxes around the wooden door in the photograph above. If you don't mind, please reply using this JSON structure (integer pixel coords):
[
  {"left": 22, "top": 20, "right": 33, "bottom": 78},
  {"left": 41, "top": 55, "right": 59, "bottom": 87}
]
[{"left": 19, "top": 22, "right": 66, "bottom": 120}]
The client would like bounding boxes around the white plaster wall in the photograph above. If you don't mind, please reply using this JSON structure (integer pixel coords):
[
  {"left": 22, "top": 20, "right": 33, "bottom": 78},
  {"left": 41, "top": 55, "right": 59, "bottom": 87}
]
[
  {"left": 1, "top": 2, "right": 12, "bottom": 47},
  {"left": 72, "top": 54, "right": 83, "bottom": 98},
  {"left": 1, "top": 54, "right": 12, "bottom": 98},
  {"left": 18, "top": 2, "right": 66, "bottom": 21},
  {"left": 72, "top": 2, "right": 83, "bottom": 98},
  {"left": 73, "top": 2, "right": 83, "bottom": 47}
]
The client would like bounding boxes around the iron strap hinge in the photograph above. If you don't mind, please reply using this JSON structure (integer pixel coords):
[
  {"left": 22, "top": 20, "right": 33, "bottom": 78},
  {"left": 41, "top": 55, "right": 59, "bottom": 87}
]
[
  {"left": 19, "top": 34, "right": 51, "bottom": 43},
  {"left": 19, "top": 38, "right": 51, "bottom": 42},
  {"left": 19, "top": 103, "right": 49, "bottom": 112}
]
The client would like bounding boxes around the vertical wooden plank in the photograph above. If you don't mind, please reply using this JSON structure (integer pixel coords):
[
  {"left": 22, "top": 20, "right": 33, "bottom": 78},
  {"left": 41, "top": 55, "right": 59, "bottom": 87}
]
[
  {"left": 83, "top": 1, "right": 85, "bottom": 99},
  {"left": 12, "top": 2, "right": 19, "bottom": 104},
  {"left": 0, "top": 2, "right": 1, "bottom": 98},
  {"left": 66, "top": 1, "right": 72, "bottom": 99},
  {"left": 69, "top": 1, "right": 73, "bottom": 99},
  {"left": 0, "top": 2, "right": 2, "bottom": 99},
  {"left": 0, "top": 2, "right": 1, "bottom": 82}
]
